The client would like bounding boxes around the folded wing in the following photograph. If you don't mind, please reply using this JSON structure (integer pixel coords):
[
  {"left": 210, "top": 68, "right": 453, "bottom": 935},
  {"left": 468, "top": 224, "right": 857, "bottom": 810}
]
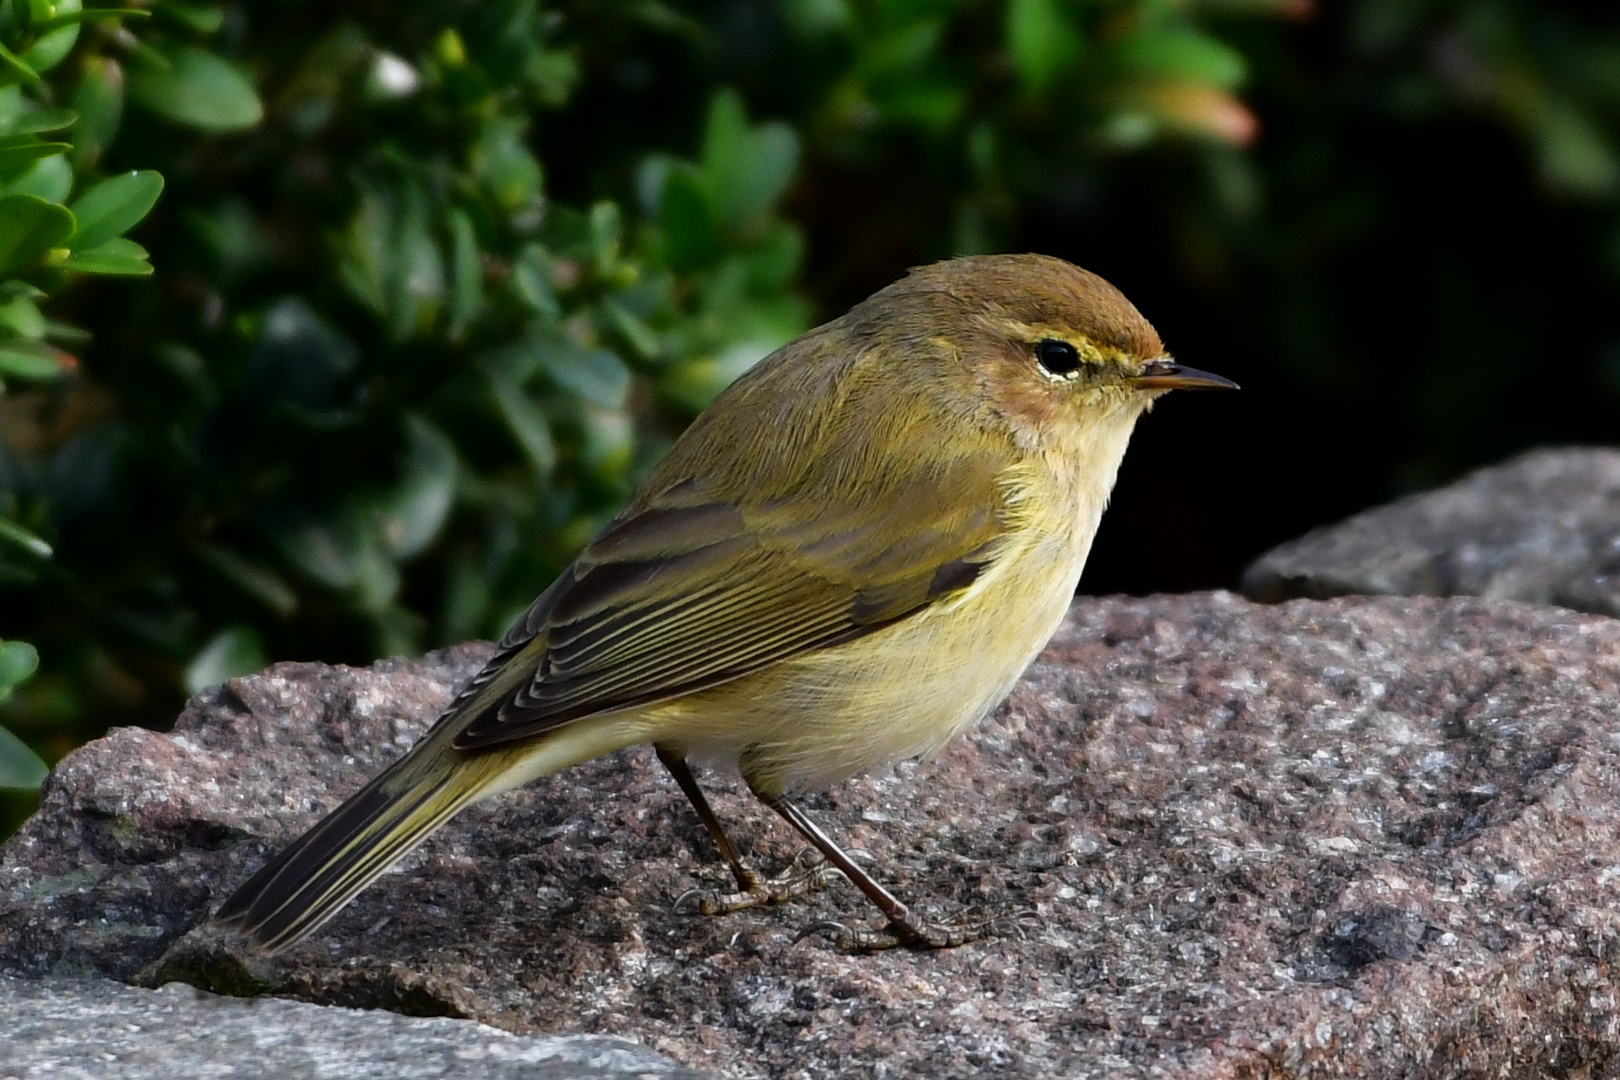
[{"left": 450, "top": 452, "right": 1011, "bottom": 750}]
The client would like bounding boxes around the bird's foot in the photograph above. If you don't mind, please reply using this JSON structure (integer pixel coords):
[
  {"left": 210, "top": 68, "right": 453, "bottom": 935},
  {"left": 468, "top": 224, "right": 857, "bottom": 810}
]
[
  {"left": 795, "top": 905, "right": 1038, "bottom": 951},
  {"left": 672, "top": 848, "right": 846, "bottom": 915}
]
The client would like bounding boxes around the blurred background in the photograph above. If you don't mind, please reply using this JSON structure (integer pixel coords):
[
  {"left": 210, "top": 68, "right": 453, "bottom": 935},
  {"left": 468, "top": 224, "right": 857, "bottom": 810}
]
[{"left": 3, "top": 0, "right": 1619, "bottom": 833}]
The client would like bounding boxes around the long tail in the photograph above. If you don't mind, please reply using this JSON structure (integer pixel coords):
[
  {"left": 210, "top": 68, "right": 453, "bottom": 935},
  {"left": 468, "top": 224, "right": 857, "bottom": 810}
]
[
  {"left": 212, "top": 724, "right": 511, "bottom": 954},
  {"left": 215, "top": 699, "right": 651, "bottom": 954}
]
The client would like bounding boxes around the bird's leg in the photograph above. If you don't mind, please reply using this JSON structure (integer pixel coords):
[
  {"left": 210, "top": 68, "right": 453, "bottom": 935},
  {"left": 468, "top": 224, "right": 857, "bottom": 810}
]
[
  {"left": 656, "top": 746, "right": 754, "bottom": 892},
  {"left": 656, "top": 746, "right": 840, "bottom": 914},
  {"left": 757, "top": 790, "right": 1017, "bottom": 951}
]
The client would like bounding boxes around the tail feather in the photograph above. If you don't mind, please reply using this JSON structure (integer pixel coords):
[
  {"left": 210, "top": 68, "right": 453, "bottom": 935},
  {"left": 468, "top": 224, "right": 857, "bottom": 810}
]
[
  {"left": 215, "top": 635, "right": 554, "bottom": 953},
  {"left": 215, "top": 659, "right": 650, "bottom": 954},
  {"left": 214, "top": 739, "right": 496, "bottom": 954}
]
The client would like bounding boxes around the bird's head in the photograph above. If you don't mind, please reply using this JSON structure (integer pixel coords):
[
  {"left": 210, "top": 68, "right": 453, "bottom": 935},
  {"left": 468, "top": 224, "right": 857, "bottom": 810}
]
[{"left": 853, "top": 253, "right": 1235, "bottom": 452}]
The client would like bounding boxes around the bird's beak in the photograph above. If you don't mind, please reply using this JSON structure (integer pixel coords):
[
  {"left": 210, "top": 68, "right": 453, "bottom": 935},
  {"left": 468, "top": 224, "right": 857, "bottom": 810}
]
[{"left": 1130, "top": 358, "right": 1239, "bottom": 392}]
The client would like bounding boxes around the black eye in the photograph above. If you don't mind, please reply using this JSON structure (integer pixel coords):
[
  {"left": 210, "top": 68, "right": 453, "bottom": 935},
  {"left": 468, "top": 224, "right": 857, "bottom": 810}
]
[{"left": 1034, "top": 339, "right": 1081, "bottom": 376}]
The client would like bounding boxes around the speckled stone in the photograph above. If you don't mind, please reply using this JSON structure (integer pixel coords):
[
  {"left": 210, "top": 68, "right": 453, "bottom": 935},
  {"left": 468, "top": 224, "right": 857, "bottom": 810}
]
[
  {"left": 4, "top": 593, "right": 1620, "bottom": 1078},
  {"left": 1242, "top": 446, "right": 1620, "bottom": 613},
  {"left": 1, "top": 974, "right": 707, "bottom": 1079}
]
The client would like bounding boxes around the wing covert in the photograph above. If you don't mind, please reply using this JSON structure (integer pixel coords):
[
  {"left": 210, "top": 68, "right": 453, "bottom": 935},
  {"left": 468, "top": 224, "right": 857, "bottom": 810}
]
[{"left": 450, "top": 452, "right": 1013, "bottom": 751}]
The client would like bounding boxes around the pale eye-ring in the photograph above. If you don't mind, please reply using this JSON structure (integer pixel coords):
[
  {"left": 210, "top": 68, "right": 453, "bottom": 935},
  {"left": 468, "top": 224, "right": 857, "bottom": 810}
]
[{"left": 1034, "top": 339, "right": 1081, "bottom": 377}]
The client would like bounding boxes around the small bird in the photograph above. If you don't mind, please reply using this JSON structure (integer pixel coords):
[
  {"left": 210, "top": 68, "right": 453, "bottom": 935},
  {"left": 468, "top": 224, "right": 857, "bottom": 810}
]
[{"left": 214, "top": 253, "right": 1234, "bottom": 953}]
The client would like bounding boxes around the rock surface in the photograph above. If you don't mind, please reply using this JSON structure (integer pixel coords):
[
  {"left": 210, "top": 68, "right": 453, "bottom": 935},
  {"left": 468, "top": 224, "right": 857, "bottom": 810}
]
[
  {"left": 1, "top": 974, "right": 708, "bottom": 1079},
  {"left": 4, "top": 592, "right": 1620, "bottom": 1078},
  {"left": 1242, "top": 446, "right": 1620, "bottom": 613}
]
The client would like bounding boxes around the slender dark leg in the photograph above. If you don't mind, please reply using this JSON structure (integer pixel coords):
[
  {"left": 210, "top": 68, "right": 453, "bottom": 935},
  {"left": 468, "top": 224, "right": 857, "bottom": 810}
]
[
  {"left": 655, "top": 745, "right": 756, "bottom": 892},
  {"left": 763, "top": 795, "right": 908, "bottom": 920},
  {"left": 655, "top": 745, "right": 839, "bottom": 914},
  {"left": 759, "top": 789, "right": 1013, "bottom": 951}
]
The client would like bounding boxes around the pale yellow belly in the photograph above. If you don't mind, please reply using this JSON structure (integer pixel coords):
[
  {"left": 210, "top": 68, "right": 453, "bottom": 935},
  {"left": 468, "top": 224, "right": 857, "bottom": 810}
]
[{"left": 646, "top": 525, "right": 1087, "bottom": 796}]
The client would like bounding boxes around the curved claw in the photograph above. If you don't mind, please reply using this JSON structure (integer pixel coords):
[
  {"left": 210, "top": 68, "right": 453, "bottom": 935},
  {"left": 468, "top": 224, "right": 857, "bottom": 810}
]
[
  {"left": 793, "top": 904, "right": 1037, "bottom": 952},
  {"left": 792, "top": 919, "right": 852, "bottom": 946},
  {"left": 791, "top": 846, "right": 827, "bottom": 870},
  {"left": 785, "top": 844, "right": 870, "bottom": 869},
  {"left": 671, "top": 887, "right": 712, "bottom": 915},
  {"left": 672, "top": 856, "right": 848, "bottom": 920},
  {"left": 789, "top": 918, "right": 908, "bottom": 951}
]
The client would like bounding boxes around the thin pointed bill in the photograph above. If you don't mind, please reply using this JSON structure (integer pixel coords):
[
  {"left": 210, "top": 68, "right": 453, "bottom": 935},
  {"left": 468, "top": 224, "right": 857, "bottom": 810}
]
[{"left": 1130, "top": 360, "right": 1239, "bottom": 392}]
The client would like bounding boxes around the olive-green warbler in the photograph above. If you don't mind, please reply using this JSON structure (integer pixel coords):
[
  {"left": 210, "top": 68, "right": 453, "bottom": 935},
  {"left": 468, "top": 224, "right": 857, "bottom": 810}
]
[{"left": 215, "top": 253, "right": 1234, "bottom": 952}]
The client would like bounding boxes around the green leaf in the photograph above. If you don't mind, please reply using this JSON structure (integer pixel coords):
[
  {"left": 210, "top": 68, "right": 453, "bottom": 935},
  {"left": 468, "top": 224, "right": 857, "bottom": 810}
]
[
  {"left": 32, "top": 6, "right": 148, "bottom": 32},
  {"left": 581, "top": 402, "right": 633, "bottom": 478},
  {"left": 0, "top": 640, "right": 40, "bottom": 693},
  {"left": 70, "top": 57, "right": 123, "bottom": 169},
  {"left": 0, "top": 193, "right": 73, "bottom": 276},
  {"left": 510, "top": 244, "right": 560, "bottom": 318},
  {"left": 873, "top": 79, "right": 964, "bottom": 130},
  {"left": 602, "top": 298, "right": 659, "bottom": 360},
  {"left": 588, "top": 200, "right": 622, "bottom": 275},
  {"left": 736, "top": 221, "right": 805, "bottom": 292},
  {"left": 161, "top": 2, "right": 226, "bottom": 34},
  {"left": 1534, "top": 98, "right": 1620, "bottom": 197},
  {"left": 383, "top": 416, "right": 456, "bottom": 560},
  {"left": 0, "top": 137, "right": 71, "bottom": 174},
  {"left": 347, "top": 517, "right": 402, "bottom": 612},
  {"left": 0, "top": 280, "right": 47, "bottom": 300},
  {"left": 1108, "top": 28, "right": 1247, "bottom": 91},
  {"left": 780, "top": 0, "right": 853, "bottom": 36},
  {"left": 0, "top": 339, "right": 63, "bottom": 378},
  {"left": 336, "top": 185, "right": 391, "bottom": 315},
  {"left": 21, "top": 0, "right": 81, "bottom": 75},
  {"left": 0, "top": 294, "right": 45, "bottom": 337},
  {"left": 634, "top": 153, "right": 675, "bottom": 217},
  {"left": 271, "top": 519, "right": 351, "bottom": 590},
  {"left": 69, "top": 169, "right": 163, "bottom": 249},
  {"left": 700, "top": 90, "right": 799, "bottom": 236},
  {"left": 387, "top": 188, "right": 443, "bottom": 339},
  {"left": 337, "top": 183, "right": 443, "bottom": 338},
  {"left": 446, "top": 208, "right": 483, "bottom": 329},
  {"left": 864, "top": 17, "right": 945, "bottom": 76},
  {"left": 0, "top": 516, "right": 53, "bottom": 558},
  {"left": 193, "top": 545, "right": 297, "bottom": 617},
  {"left": 474, "top": 117, "right": 543, "bottom": 214},
  {"left": 129, "top": 46, "right": 263, "bottom": 131},
  {"left": 58, "top": 236, "right": 152, "bottom": 275},
  {"left": 536, "top": 332, "right": 631, "bottom": 409},
  {"left": 1006, "top": 0, "right": 1083, "bottom": 92},
  {"left": 0, "top": 725, "right": 47, "bottom": 790},
  {"left": 0, "top": 41, "right": 42, "bottom": 86},
  {"left": 0, "top": 639, "right": 45, "bottom": 786},
  {"left": 0, "top": 108, "right": 76, "bottom": 136},
  {"left": 488, "top": 372, "right": 556, "bottom": 478},
  {"left": 0, "top": 151, "right": 71, "bottom": 201},
  {"left": 183, "top": 626, "right": 266, "bottom": 695},
  {"left": 660, "top": 164, "right": 722, "bottom": 271}
]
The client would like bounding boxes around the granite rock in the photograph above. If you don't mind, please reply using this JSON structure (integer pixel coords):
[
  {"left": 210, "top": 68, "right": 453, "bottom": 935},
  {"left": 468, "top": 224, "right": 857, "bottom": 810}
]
[
  {"left": 1242, "top": 446, "right": 1620, "bottom": 613},
  {"left": 3, "top": 593, "right": 1620, "bottom": 1078},
  {"left": 1, "top": 974, "right": 708, "bottom": 1079}
]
